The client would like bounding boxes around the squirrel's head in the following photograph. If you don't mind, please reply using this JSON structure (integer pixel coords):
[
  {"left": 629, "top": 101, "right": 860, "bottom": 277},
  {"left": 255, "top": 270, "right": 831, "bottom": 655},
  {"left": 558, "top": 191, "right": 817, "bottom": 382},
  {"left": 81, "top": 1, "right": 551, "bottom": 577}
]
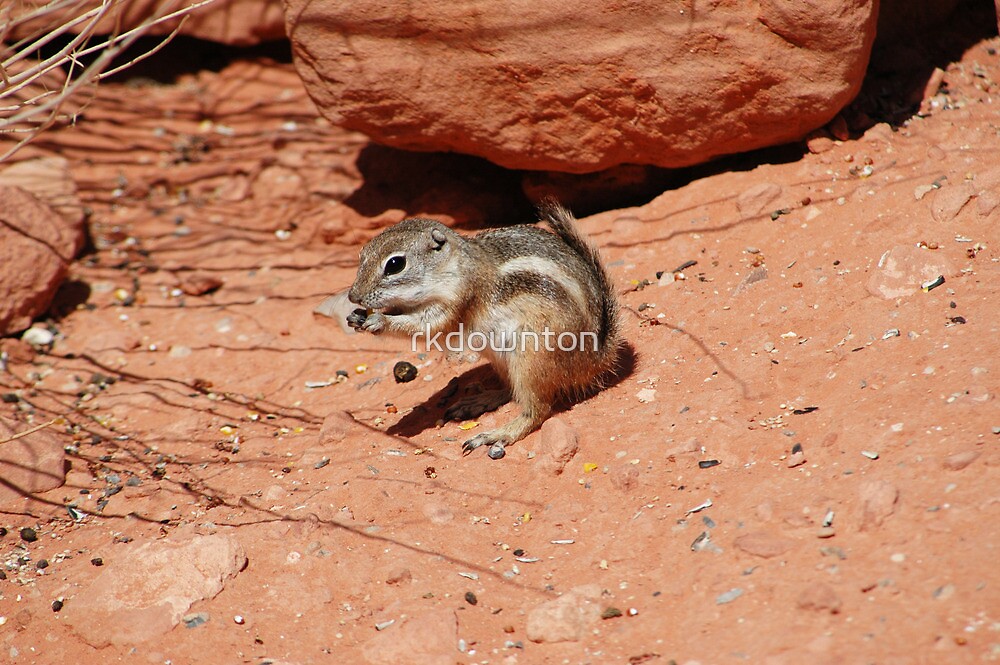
[{"left": 348, "top": 218, "right": 464, "bottom": 313}]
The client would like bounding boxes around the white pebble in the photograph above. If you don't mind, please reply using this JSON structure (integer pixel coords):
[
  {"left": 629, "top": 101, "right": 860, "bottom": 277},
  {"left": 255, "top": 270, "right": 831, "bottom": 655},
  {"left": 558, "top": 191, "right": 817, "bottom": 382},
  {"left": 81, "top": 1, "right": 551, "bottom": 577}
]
[{"left": 21, "top": 327, "right": 54, "bottom": 348}]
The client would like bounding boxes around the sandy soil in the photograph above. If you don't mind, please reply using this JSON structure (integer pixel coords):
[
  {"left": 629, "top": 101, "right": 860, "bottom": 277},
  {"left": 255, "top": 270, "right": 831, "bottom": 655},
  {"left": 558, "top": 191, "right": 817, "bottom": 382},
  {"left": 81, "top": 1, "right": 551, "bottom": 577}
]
[{"left": 1, "top": 27, "right": 998, "bottom": 665}]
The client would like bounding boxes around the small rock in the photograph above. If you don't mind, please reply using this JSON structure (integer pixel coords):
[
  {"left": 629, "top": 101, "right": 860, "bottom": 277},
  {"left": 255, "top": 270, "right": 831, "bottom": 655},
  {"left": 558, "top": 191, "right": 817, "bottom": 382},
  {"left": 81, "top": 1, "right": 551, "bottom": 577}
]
[
  {"left": 535, "top": 417, "right": 579, "bottom": 476},
  {"left": 636, "top": 387, "right": 657, "bottom": 403},
  {"left": 464, "top": 591, "right": 478, "bottom": 606},
  {"left": 715, "top": 588, "right": 744, "bottom": 605},
  {"left": 828, "top": 115, "right": 849, "bottom": 140},
  {"left": 526, "top": 584, "right": 602, "bottom": 643},
  {"left": 867, "top": 245, "right": 955, "bottom": 300},
  {"left": 21, "top": 326, "right": 54, "bottom": 348},
  {"left": 796, "top": 583, "right": 842, "bottom": 614},
  {"left": 933, "top": 584, "right": 956, "bottom": 600},
  {"left": 942, "top": 451, "right": 981, "bottom": 471},
  {"left": 733, "top": 531, "right": 796, "bottom": 558},
  {"left": 385, "top": 567, "right": 412, "bottom": 585},
  {"left": 859, "top": 479, "right": 898, "bottom": 531},
  {"left": 19, "top": 526, "right": 38, "bottom": 542},
  {"left": 178, "top": 273, "right": 224, "bottom": 296},
  {"left": 319, "top": 411, "right": 354, "bottom": 445},
  {"left": 691, "top": 531, "right": 722, "bottom": 554},
  {"left": 816, "top": 527, "right": 836, "bottom": 539},
  {"left": 806, "top": 135, "right": 835, "bottom": 154},
  {"left": 786, "top": 451, "right": 806, "bottom": 468},
  {"left": 930, "top": 182, "right": 975, "bottom": 222},
  {"left": 182, "top": 612, "right": 209, "bottom": 628}
]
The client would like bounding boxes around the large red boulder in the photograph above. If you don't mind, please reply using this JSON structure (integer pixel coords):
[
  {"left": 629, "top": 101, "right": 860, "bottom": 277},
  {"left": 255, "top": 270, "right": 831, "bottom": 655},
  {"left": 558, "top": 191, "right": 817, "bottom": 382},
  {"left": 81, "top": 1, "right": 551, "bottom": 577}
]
[{"left": 285, "top": 0, "right": 878, "bottom": 173}]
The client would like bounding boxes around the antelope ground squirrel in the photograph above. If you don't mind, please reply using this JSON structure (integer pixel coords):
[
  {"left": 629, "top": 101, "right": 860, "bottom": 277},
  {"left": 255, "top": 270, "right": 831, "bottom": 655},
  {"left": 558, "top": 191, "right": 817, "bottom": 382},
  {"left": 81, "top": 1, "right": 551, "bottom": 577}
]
[{"left": 345, "top": 201, "right": 621, "bottom": 459}]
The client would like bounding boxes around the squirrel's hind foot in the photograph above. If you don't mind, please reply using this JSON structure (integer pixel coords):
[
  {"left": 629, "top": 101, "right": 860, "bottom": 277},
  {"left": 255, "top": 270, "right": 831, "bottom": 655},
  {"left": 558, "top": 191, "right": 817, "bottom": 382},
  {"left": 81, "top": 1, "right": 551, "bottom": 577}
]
[{"left": 462, "top": 431, "right": 510, "bottom": 460}]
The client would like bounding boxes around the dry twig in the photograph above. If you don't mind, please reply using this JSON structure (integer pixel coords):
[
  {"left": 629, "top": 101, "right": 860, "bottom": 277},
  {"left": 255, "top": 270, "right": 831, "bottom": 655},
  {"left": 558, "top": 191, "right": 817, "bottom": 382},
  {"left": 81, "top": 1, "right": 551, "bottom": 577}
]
[
  {"left": 0, "top": 0, "right": 216, "bottom": 162},
  {"left": 0, "top": 418, "right": 59, "bottom": 445}
]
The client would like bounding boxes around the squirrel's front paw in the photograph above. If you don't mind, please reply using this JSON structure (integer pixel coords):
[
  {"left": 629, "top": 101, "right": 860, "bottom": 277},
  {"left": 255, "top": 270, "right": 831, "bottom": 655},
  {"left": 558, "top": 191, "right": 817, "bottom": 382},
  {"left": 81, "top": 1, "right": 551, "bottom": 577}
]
[
  {"left": 346, "top": 308, "right": 369, "bottom": 330},
  {"left": 359, "top": 310, "right": 387, "bottom": 335}
]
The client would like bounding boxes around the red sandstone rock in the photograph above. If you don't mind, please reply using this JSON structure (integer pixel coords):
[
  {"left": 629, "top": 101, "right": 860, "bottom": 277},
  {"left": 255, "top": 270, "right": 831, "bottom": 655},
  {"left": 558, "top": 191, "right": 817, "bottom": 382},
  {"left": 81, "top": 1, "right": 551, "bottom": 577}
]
[
  {"left": 0, "top": 186, "right": 83, "bottom": 335},
  {"left": 62, "top": 534, "right": 247, "bottom": 647},
  {"left": 536, "top": 416, "right": 580, "bottom": 475},
  {"left": 866, "top": 245, "right": 956, "bottom": 300},
  {"left": 285, "top": 0, "right": 877, "bottom": 173}
]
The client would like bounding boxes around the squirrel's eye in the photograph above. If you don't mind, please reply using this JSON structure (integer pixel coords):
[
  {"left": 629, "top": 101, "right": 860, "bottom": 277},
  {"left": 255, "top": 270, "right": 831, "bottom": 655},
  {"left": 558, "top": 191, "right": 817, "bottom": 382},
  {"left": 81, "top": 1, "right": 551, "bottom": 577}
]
[{"left": 384, "top": 255, "right": 406, "bottom": 276}]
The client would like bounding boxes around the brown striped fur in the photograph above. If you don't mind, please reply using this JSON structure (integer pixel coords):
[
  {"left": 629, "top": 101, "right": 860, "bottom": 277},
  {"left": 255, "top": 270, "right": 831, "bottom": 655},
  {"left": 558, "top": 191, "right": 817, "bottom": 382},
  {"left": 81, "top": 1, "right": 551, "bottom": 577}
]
[{"left": 347, "top": 201, "right": 621, "bottom": 459}]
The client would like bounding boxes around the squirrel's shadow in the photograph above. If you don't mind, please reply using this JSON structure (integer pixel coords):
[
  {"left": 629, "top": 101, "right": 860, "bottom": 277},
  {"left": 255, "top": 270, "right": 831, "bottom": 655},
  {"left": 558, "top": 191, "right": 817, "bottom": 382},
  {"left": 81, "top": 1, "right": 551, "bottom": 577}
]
[{"left": 387, "top": 342, "right": 637, "bottom": 438}]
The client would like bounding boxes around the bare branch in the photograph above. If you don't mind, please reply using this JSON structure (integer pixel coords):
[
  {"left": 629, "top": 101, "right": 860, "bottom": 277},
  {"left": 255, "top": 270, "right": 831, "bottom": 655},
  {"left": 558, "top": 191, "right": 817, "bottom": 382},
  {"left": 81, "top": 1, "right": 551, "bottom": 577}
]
[{"left": 0, "top": 0, "right": 218, "bottom": 163}]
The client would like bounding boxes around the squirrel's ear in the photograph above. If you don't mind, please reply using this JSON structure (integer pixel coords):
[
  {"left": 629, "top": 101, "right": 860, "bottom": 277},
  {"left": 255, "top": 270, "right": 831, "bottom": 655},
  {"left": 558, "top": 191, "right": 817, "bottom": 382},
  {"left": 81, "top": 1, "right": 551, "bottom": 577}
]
[{"left": 429, "top": 227, "right": 447, "bottom": 251}]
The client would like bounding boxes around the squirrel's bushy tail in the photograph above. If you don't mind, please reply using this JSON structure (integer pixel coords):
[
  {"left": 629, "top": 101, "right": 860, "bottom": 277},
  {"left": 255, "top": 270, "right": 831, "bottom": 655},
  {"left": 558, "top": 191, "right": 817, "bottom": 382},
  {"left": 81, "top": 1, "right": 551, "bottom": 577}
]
[{"left": 538, "top": 199, "right": 621, "bottom": 356}]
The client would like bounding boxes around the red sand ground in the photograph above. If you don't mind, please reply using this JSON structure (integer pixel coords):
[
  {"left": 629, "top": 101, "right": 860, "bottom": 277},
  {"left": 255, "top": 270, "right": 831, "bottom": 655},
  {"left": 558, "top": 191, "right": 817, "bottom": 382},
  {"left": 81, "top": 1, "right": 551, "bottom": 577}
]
[{"left": 1, "top": 31, "right": 998, "bottom": 665}]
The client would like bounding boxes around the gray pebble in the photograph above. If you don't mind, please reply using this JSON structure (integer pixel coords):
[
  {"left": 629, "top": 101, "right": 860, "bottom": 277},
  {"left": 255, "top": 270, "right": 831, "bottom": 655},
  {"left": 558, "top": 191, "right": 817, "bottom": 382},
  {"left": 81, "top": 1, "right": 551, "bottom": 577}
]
[
  {"left": 182, "top": 612, "right": 209, "bottom": 628},
  {"left": 716, "top": 588, "right": 744, "bottom": 605}
]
